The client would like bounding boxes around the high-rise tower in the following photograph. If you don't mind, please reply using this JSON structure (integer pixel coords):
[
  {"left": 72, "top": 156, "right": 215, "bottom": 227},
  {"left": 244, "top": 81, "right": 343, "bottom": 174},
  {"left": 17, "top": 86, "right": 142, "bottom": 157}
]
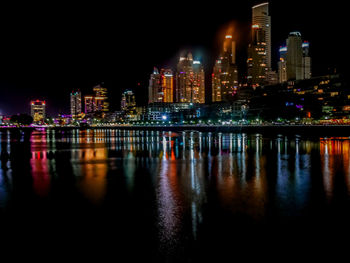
[
  {"left": 93, "top": 84, "right": 109, "bottom": 112},
  {"left": 176, "top": 53, "right": 205, "bottom": 104},
  {"left": 148, "top": 67, "right": 161, "bottom": 104},
  {"left": 286, "top": 32, "right": 303, "bottom": 80},
  {"left": 279, "top": 32, "right": 312, "bottom": 81},
  {"left": 160, "top": 69, "right": 174, "bottom": 103},
  {"left": 212, "top": 34, "right": 239, "bottom": 102},
  {"left": 252, "top": 2, "right": 271, "bottom": 69},
  {"left": 70, "top": 90, "right": 82, "bottom": 118},
  {"left": 148, "top": 68, "right": 174, "bottom": 104},
  {"left": 247, "top": 2, "right": 272, "bottom": 87},
  {"left": 31, "top": 100, "right": 46, "bottom": 123}
]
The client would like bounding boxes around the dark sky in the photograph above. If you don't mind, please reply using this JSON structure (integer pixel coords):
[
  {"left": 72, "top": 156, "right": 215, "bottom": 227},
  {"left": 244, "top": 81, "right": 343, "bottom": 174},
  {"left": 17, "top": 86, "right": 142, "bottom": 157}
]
[{"left": 0, "top": 0, "right": 346, "bottom": 116}]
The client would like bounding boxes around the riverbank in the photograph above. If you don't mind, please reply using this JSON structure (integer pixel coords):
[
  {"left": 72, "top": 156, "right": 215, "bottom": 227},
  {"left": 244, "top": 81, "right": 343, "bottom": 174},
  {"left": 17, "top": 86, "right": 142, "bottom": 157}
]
[{"left": 1, "top": 124, "right": 350, "bottom": 136}]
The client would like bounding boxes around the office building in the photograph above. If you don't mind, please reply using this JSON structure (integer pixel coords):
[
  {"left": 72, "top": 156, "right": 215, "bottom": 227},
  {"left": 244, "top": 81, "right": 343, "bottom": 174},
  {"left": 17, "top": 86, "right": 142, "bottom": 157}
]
[
  {"left": 212, "top": 34, "right": 239, "bottom": 102},
  {"left": 160, "top": 69, "right": 174, "bottom": 103},
  {"left": 93, "top": 84, "right": 109, "bottom": 112},
  {"left": 148, "top": 67, "right": 162, "bottom": 104},
  {"left": 176, "top": 53, "right": 205, "bottom": 104},
  {"left": 31, "top": 100, "right": 46, "bottom": 122},
  {"left": 278, "top": 46, "right": 288, "bottom": 83},
  {"left": 278, "top": 32, "right": 312, "bottom": 82},
  {"left": 70, "top": 90, "right": 82, "bottom": 118},
  {"left": 84, "top": 96, "right": 95, "bottom": 114},
  {"left": 247, "top": 2, "right": 272, "bottom": 87}
]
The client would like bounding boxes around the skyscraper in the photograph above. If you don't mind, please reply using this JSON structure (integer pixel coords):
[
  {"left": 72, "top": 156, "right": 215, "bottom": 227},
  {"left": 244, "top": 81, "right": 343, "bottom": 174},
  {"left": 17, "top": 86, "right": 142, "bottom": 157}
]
[
  {"left": 93, "top": 84, "right": 109, "bottom": 112},
  {"left": 302, "top": 41, "right": 312, "bottom": 79},
  {"left": 278, "top": 32, "right": 312, "bottom": 82},
  {"left": 212, "top": 34, "right": 239, "bottom": 102},
  {"left": 148, "top": 67, "right": 161, "bottom": 104},
  {"left": 31, "top": 100, "right": 46, "bottom": 123},
  {"left": 84, "top": 96, "right": 94, "bottom": 114},
  {"left": 278, "top": 46, "right": 288, "bottom": 83},
  {"left": 176, "top": 53, "right": 205, "bottom": 104},
  {"left": 247, "top": 25, "right": 268, "bottom": 87},
  {"left": 148, "top": 68, "right": 173, "bottom": 104},
  {"left": 160, "top": 69, "right": 174, "bottom": 103},
  {"left": 286, "top": 31, "right": 303, "bottom": 80},
  {"left": 121, "top": 90, "right": 136, "bottom": 119},
  {"left": 247, "top": 2, "right": 272, "bottom": 87},
  {"left": 252, "top": 2, "right": 271, "bottom": 69},
  {"left": 70, "top": 90, "right": 82, "bottom": 118}
]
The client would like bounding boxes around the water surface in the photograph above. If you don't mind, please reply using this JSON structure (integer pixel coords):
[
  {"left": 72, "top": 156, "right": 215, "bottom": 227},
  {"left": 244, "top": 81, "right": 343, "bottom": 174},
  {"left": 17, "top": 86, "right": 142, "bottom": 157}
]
[{"left": 1, "top": 129, "right": 349, "bottom": 261}]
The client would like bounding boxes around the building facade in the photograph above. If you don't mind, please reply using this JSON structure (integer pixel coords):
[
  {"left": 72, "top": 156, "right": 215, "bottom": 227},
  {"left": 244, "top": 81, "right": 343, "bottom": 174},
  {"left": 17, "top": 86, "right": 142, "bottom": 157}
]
[
  {"left": 247, "top": 2, "right": 273, "bottom": 87},
  {"left": 121, "top": 90, "right": 136, "bottom": 120},
  {"left": 84, "top": 96, "right": 95, "bottom": 114},
  {"left": 70, "top": 90, "right": 82, "bottom": 118},
  {"left": 176, "top": 53, "right": 205, "bottom": 104},
  {"left": 93, "top": 84, "right": 109, "bottom": 112},
  {"left": 31, "top": 100, "right": 46, "bottom": 122},
  {"left": 278, "top": 32, "right": 312, "bottom": 82},
  {"left": 148, "top": 68, "right": 174, "bottom": 104},
  {"left": 212, "top": 34, "right": 239, "bottom": 102}
]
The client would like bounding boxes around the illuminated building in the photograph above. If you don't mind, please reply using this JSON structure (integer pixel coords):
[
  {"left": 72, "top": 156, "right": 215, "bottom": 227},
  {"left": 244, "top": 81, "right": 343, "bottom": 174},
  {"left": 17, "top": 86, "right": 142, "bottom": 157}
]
[
  {"left": 121, "top": 90, "right": 136, "bottom": 120},
  {"left": 252, "top": 2, "right": 271, "bottom": 69},
  {"left": 247, "top": 2, "right": 272, "bottom": 87},
  {"left": 278, "top": 46, "right": 288, "bottom": 83},
  {"left": 287, "top": 32, "right": 303, "bottom": 80},
  {"left": 93, "top": 84, "right": 109, "bottom": 112},
  {"left": 247, "top": 24, "right": 268, "bottom": 87},
  {"left": 148, "top": 68, "right": 173, "bottom": 103},
  {"left": 302, "top": 41, "right": 312, "bottom": 80},
  {"left": 160, "top": 69, "right": 174, "bottom": 103},
  {"left": 84, "top": 96, "right": 95, "bottom": 114},
  {"left": 176, "top": 53, "right": 205, "bottom": 104},
  {"left": 70, "top": 90, "right": 82, "bottom": 118},
  {"left": 212, "top": 34, "right": 239, "bottom": 102},
  {"left": 148, "top": 67, "right": 162, "bottom": 104},
  {"left": 31, "top": 100, "right": 46, "bottom": 122},
  {"left": 278, "top": 32, "right": 312, "bottom": 81}
]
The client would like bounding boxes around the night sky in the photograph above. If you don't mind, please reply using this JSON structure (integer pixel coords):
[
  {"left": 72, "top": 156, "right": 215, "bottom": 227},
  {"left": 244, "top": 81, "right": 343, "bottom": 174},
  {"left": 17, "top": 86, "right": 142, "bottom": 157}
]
[{"left": 0, "top": 0, "right": 346, "bottom": 116}]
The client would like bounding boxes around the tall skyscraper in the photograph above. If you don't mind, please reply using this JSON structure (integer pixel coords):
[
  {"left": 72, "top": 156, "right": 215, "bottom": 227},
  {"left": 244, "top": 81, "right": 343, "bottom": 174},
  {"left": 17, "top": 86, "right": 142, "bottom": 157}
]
[
  {"left": 247, "top": 25, "right": 268, "bottom": 87},
  {"left": 93, "top": 84, "right": 109, "bottom": 112},
  {"left": 252, "top": 2, "right": 271, "bottom": 69},
  {"left": 121, "top": 90, "right": 136, "bottom": 119},
  {"left": 176, "top": 53, "right": 205, "bottom": 104},
  {"left": 286, "top": 32, "right": 303, "bottom": 80},
  {"left": 278, "top": 46, "right": 288, "bottom": 83},
  {"left": 31, "top": 100, "right": 46, "bottom": 122},
  {"left": 247, "top": 2, "right": 272, "bottom": 87},
  {"left": 148, "top": 67, "right": 161, "bottom": 104},
  {"left": 84, "top": 96, "right": 94, "bottom": 114},
  {"left": 302, "top": 41, "right": 312, "bottom": 80},
  {"left": 148, "top": 68, "right": 173, "bottom": 104},
  {"left": 278, "top": 32, "right": 312, "bottom": 82},
  {"left": 212, "top": 34, "right": 239, "bottom": 102},
  {"left": 70, "top": 90, "right": 82, "bottom": 118},
  {"left": 160, "top": 69, "right": 174, "bottom": 103}
]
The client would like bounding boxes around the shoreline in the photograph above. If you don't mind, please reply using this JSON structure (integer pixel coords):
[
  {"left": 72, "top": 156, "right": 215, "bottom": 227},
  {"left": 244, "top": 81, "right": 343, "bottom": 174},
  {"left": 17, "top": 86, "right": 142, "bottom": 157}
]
[{"left": 1, "top": 124, "right": 350, "bottom": 136}]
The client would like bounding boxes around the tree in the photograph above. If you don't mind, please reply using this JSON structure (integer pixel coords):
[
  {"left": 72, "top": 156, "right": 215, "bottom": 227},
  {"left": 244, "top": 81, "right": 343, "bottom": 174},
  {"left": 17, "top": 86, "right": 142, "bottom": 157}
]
[{"left": 10, "top": 114, "right": 33, "bottom": 126}]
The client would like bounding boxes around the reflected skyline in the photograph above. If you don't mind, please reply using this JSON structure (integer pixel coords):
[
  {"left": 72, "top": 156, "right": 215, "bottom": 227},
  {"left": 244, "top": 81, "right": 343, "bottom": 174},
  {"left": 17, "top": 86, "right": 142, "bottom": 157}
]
[{"left": 2, "top": 129, "right": 350, "bottom": 259}]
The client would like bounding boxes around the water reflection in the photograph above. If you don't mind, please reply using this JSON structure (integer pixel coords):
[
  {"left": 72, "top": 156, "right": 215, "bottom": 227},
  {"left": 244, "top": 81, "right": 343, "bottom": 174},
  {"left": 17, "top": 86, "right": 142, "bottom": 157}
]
[{"left": 1, "top": 129, "right": 350, "bottom": 254}]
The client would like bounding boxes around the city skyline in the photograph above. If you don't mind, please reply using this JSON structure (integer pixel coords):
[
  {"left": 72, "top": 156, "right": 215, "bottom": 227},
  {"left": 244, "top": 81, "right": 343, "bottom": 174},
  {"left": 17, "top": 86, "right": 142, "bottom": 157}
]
[{"left": 0, "top": 0, "right": 346, "bottom": 116}]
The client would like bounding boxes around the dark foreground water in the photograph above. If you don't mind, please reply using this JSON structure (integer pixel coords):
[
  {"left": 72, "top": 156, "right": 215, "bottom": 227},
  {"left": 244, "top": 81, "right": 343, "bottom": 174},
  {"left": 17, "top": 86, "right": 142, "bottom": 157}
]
[{"left": 1, "top": 129, "right": 350, "bottom": 261}]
